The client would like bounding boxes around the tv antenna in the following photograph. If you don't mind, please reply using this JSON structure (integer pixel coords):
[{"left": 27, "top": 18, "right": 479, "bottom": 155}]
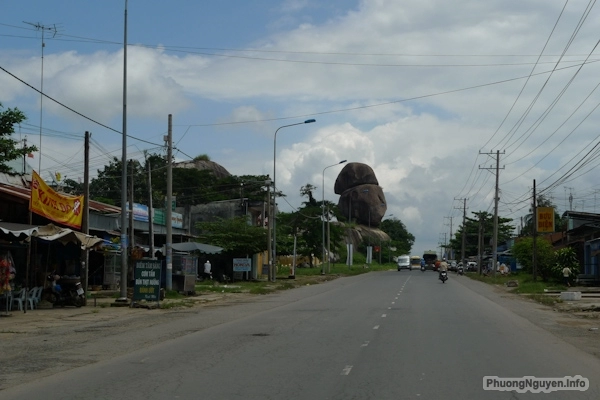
[{"left": 23, "top": 21, "right": 59, "bottom": 174}]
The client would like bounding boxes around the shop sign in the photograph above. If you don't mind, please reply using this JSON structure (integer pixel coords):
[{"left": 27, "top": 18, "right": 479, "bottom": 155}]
[
  {"left": 133, "top": 259, "right": 162, "bottom": 302},
  {"left": 536, "top": 207, "right": 555, "bottom": 233},
  {"left": 233, "top": 258, "right": 251, "bottom": 272},
  {"left": 29, "top": 170, "right": 84, "bottom": 229}
]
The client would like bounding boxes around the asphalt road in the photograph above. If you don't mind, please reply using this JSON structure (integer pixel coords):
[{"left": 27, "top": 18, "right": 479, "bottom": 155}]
[{"left": 3, "top": 270, "right": 600, "bottom": 399}]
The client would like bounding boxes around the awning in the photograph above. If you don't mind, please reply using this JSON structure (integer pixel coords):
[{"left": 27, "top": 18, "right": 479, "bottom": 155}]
[
  {"left": 33, "top": 224, "right": 104, "bottom": 249},
  {"left": 169, "top": 242, "right": 223, "bottom": 254},
  {"left": 0, "top": 222, "right": 40, "bottom": 241}
]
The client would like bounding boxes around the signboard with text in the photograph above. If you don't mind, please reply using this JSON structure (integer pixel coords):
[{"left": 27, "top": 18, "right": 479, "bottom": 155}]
[
  {"left": 536, "top": 207, "right": 555, "bottom": 233},
  {"left": 133, "top": 259, "right": 162, "bottom": 302},
  {"left": 233, "top": 258, "right": 251, "bottom": 272}
]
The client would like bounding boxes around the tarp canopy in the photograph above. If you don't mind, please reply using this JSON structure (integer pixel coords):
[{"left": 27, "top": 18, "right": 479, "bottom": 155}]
[
  {"left": 169, "top": 242, "right": 223, "bottom": 254},
  {"left": 0, "top": 222, "right": 40, "bottom": 241},
  {"left": 33, "top": 224, "right": 104, "bottom": 249}
]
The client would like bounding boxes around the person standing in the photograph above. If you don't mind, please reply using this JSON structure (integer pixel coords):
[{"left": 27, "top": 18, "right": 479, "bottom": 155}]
[
  {"left": 562, "top": 266, "right": 572, "bottom": 287},
  {"left": 203, "top": 260, "right": 212, "bottom": 280}
]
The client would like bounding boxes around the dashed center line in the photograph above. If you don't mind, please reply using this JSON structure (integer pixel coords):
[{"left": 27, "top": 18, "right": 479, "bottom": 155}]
[
  {"left": 341, "top": 365, "right": 353, "bottom": 375},
  {"left": 373, "top": 325, "right": 380, "bottom": 330},
  {"left": 382, "top": 314, "right": 387, "bottom": 318},
  {"left": 361, "top": 341, "right": 370, "bottom": 347}
]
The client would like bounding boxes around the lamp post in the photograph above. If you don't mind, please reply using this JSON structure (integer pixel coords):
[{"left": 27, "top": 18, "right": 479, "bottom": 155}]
[
  {"left": 322, "top": 160, "right": 347, "bottom": 275},
  {"left": 273, "top": 119, "right": 316, "bottom": 282}
]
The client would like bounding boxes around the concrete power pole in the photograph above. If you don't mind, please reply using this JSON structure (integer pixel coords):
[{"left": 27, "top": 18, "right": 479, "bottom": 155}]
[
  {"left": 82, "top": 131, "right": 90, "bottom": 304},
  {"left": 480, "top": 150, "right": 505, "bottom": 277},
  {"left": 455, "top": 198, "right": 467, "bottom": 270},
  {"left": 166, "top": 115, "right": 173, "bottom": 290}
]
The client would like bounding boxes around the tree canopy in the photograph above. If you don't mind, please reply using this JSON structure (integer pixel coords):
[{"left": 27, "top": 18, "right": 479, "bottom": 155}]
[
  {"left": 0, "top": 103, "right": 37, "bottom": 174},
  {"left": 448, "top": 211, "right": 515, "bottom": 258},
  {"left": 85, "top": 153, "right": 270, "bottom": 207}
]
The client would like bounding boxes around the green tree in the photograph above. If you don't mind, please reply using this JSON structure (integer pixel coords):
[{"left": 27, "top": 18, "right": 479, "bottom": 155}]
[
  {"left": 519, "top": 195, "right": 565, "bottom": 236},
  {"left": 89, "top": 153, "right": 271, "bottom": 208},
  {"left": 448, "top": 211, "right": 515, "bottom": 258},
  {"left": 275, "top": 184, "right": 345, "bottom": 268},
  {"left": 553, "top": 247, "right": 579, "bottom": 282},
  {"left": 512, "top": 237, "right": 555, "bottom": 281},
  {"left": 0, "top": 103, "right": 37, "bottom": 173},
  {"left": 195, "top": 216, "right": 267, "bottom": 256},
  {"left": 380, "top": 217, "right": 415, "bottom": 256}
]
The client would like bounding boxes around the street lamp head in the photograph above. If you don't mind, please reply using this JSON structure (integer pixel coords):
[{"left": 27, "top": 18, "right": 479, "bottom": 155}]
[{"left": 304, "top": 119, "right": 316, "bottom": 124}]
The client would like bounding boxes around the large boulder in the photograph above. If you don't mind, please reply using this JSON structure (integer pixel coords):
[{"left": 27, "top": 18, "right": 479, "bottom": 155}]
[
  {"left": 335, "top": 163, "right": 387, "bottom": 227},
  {"left": 174, "top": 159, "right": 231, "bottom": 179},
  {"left": 334, "top": 163, "right": 379, "bottom": 194}
]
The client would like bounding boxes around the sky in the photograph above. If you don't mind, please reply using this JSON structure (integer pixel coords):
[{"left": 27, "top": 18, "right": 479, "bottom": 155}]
[{"left": 2, "top": 0, "right": 600, "bottom": 257}]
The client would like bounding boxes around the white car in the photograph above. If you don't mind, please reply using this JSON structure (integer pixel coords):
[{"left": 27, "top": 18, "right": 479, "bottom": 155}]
[{"left": 397, "top": 255, "right": 411, "bottom": 271}]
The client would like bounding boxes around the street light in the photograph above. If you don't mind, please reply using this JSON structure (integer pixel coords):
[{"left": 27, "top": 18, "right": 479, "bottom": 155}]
[
  {"left": 322, "top": 160, "right": 347, "bottom": 275},
  {"left": 273, "top": 119, "right": 316, "bottom": 282}
]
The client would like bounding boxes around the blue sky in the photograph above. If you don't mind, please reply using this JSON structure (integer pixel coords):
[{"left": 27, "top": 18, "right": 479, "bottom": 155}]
[{"left": 2, "top": 0, "right": 600, "bottom": 256}]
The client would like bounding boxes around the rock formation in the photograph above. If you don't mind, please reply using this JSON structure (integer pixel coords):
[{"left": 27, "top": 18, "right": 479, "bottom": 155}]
[
  {"left": 174, "top": 159, "right": 231, "bottom": 179},
  {"left": 334, "top": 162, "right": 387, "bottom": 227}
]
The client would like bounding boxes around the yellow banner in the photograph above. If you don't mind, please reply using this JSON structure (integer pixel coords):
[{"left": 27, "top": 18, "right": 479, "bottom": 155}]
[
  {"left": 536, "top": 207, "right": 555, "bottom": 233},
  {"left": 29, "top": 171, "right": 84, "bottom": 229}
]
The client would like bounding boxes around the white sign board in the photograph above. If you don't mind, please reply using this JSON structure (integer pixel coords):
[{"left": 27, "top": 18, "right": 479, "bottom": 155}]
[{"left": 233, "top": 258, "right": 251, "bottom": 272}]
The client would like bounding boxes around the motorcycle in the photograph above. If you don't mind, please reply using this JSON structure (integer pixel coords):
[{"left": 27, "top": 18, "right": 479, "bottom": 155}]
[
  {"left": 420, "top": 265, "right": 426, "bottom": 272},
  {"left": 439, "top": 270, "right": 448, "bottom": 283},
  {"left": 45, "top": 274, "right": 84, "bottom": 307},
  {"left": 457, "top": 266, "right": 464, "bottom": 276}
]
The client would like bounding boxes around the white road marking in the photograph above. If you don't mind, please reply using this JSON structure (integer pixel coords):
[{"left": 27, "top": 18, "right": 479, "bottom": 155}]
[
  {"left": 391, "top": 302, "right": 395, "bottom": 304},
  {"left": 361, "top": 341, "right": 370, "bottom": 347},
  {"left": 373, "top": 325, "right": 380, "bottom": 330},
  {"left": 382, "top": 314, "right": 387, "bottom": 318},
  {"left": 341, "top": 365, "right": 353, "bottom": 375},
  {"left": 388, "top": 307, "right": 391, "bottom": 309}
]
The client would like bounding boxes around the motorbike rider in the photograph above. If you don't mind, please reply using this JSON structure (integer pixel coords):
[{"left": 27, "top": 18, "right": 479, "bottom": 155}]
[{"left": 438, "top": 258, "right": 449, "bottom": 279}]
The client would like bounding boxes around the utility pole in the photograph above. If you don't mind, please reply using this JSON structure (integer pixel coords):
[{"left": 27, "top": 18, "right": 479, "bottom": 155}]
[
  {"left": 166, "top": 115, "right": 173, "bottom": 290},
  {"left": 82, "top": 131, "right": 90, "bottom": 304},
  {"left": 23, "top": 21, "right": 58, "bottom": 174},
  {"left": 444, "top": 216, "right": 453, "bottom": 259},
  {"left": 129, "top": 160, "right": 134, "bottom": 255},
  {"left": 147, "top": 159, "right": 154, "bottom": 258},
  {"left": 532, "top": 180, "right": 537, "bottom": 281},
  {"left": 455, "top": 198, "right": 467, "bottom": 271},
  {"left": 118, "top": 0, "right": 129, "bottom": 303},
  {"left": 480, "top": 150, "right": 504, "bottom": 277},
  {"left": 478, "top": 213, "right": 484, "bottom": 275}
]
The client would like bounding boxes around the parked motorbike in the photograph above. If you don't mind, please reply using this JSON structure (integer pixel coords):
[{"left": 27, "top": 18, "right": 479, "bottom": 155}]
[
  {"left": 45, "top": 274, "right": 84, "bottom": 307},
  {"left": 439, "top": 270, "right": 448, "bottom": 283},
  {"left": 457, "top": 266, "right": 464, "bottom": 276}
]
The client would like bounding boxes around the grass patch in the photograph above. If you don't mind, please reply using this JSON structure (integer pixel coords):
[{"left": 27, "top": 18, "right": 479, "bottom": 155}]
[
  {"left": 159, "top": 299, "right": 196, "bottom": 309},
  {"left": 249, "top": 287, "right": 275, "bottom": 295},
  {"left": 524, "top": 294, "right": 563, "bottom": 306},
  {"left": 276, "top": 282, "right": 296, "bottom": 290},
  {"left": 466, "top": 271, "right": 568, "bottom": 306}
]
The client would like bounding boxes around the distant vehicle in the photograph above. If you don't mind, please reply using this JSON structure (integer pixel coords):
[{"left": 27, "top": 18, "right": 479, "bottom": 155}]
[
  {"left": 467, "top": 261, "right": 477, "bottom": 271},
  {"left": 422, "top": 251, "right": 437, "bottom": 270},
  {"left": 397, "top": 255, "right": 411, "bottom": 271},
  {"left": 448, "top": 260, "right": 457, "bottom": 271},
  {"left": 410, "top": 256, "right": 422, "bottom": 270}
]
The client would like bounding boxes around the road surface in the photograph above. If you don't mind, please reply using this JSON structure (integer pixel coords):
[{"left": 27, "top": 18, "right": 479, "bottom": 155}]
[{"left": 3, "top": 270, "right": 599, "bottom": 399}]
